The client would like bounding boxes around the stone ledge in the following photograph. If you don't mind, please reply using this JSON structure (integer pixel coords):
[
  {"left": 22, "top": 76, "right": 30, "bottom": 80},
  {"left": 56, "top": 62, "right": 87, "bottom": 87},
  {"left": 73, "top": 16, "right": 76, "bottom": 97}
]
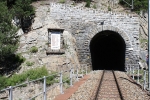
[{"left": 46, "top": 49, "right": 65, "bottom": 55}]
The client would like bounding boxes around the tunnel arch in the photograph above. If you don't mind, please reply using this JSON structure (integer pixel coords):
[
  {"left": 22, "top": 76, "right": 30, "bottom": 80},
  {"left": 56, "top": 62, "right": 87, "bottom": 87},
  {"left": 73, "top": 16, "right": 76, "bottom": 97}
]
[{"left": 90, "top": 30, "right": 126, "bottom": 71}]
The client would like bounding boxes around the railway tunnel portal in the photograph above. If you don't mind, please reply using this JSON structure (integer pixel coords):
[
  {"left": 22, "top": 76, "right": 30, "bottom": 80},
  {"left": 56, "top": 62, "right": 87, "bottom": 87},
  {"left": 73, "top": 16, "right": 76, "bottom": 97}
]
[{"left": 90, "top": 30, "right": 126, "bottom": 71}]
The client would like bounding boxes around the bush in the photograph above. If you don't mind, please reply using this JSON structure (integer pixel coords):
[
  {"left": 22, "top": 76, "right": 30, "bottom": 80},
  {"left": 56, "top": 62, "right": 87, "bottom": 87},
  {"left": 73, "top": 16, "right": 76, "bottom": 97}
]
[
  {"left": 93, "top": 4, "right": 97, "bottom": 9},
  {"left": 108, "top": 6, "right": 111, "bottom": 11},
  {"left": 85, "top": 0, "right": 90, "bottom": 7},
  {"left": 26, "top": 61, "right": 34, "bottom": 66},
  {"left": 0, "top": 75, "right": 7, "bottom": 90},
  {"left": 0, "top": 66, "right": 52, "bottom": 90},
  {"left": 46, "top": 71, "right": 58, "bottom": 85},
  {"left": 119, "top": 0, "right": 148, "bottom": 13},
  {"left": 59, "top": 0, "right": 66, "bottom": 3},
  {"left": 6, "top": 73, "right": 27, "bottom": 86},
  {"left": 25, "top": 66, "right": 49, "bottom": 80},
  {"left": 30, "top": 46, "right": 38, "bottom": 53},
  {"left": 0, "top": 67, "right": 59, "bottom": 90},
  {"left": 62, "top": 76, "right": 70, "bottom": 85},
  {"left": 15, "top": 53, "right": 26, "bottom": 63}
]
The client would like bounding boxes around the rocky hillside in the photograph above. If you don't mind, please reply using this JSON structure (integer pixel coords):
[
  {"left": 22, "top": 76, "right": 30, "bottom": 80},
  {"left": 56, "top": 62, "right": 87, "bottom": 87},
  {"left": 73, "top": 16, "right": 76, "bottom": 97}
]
[{"left": 15, "top": 0, "right": 148, "bottom": 73}]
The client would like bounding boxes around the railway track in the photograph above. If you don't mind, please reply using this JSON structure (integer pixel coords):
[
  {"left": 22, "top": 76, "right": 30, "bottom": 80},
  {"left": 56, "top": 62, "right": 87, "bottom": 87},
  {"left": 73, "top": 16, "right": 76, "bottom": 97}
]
[{"left": 91, "top": 70, "right": 124, "bottom": 100}]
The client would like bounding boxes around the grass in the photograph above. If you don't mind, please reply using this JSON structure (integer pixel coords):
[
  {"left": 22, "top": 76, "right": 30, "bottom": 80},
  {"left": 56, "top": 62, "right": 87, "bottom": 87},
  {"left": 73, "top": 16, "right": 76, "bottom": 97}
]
[
  {"left": 62, "top": 76, "right": 70, "bottom": 85},
  {"left": 93, "top": 4, "right": 97, "bottom": 9},
  {"left": 59, "top": 0, "right": 65, "bottom": 3},
  {"left": 46, "top": 71, "right": 58, "bottom": 85},
  {"left": 71, "top": 2, "right": 76, "bottom": 6},
  {"left": 30, "top": 46, "right": 38, "bottom": 53},
  {"left": 63, "top": 44, "right": 68, "bottom": 49},
  {"left": 108, "top": 6, "right": 111, "bottom": 11},
  {"left": 26, "top": 61, "right": 34, "bottom": 66},
  {"left": 132, "top": 69, "right": 148, "bottom": 84},
  {"left": 134, "top": 69, "right": 144, "bottom": 75},
  {"left": 0, "top": 66, "right": 58, "bottom": 90},
  {"left": 140, "top": 38, "right": 148, "bottom": 44}
]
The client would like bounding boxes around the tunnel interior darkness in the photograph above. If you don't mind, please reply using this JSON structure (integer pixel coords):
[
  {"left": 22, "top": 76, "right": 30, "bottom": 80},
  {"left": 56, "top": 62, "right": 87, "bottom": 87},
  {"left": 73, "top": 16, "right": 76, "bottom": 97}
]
[{"left": 90, "top": 30, "right": 126, "bottom": 71}]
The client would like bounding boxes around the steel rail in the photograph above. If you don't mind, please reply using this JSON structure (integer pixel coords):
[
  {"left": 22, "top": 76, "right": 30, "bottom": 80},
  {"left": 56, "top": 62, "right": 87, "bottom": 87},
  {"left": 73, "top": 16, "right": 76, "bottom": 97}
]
[
  {"left": 94, "top": 70, "right": 105, "bottom": 100},
  {"left": 112, "top": 70, "right": 124, "bottom": 100},
  {"left": 93, "top": 70, "right": 124, "bottom": 100}
]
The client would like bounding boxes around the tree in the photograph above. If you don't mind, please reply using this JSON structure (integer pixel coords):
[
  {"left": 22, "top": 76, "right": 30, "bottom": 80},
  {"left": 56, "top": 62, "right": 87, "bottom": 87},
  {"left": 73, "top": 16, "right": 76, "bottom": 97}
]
[
  {"left": 0, "top": 2, "right": 18, "bottom": 62},
  {"left": 7, "top": 0, "right": 16, "bottom": 8},
  {"left": 12, "top": 0, "right": 35, "bottom": 32},
  {"left": 119, "top": 0, "right": 148, "bottom": 13}
]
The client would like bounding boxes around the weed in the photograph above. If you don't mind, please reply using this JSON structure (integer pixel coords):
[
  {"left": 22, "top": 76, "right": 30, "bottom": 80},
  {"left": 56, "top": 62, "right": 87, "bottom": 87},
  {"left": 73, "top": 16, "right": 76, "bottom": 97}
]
[
  {"left": 45, "top": 42, "right": 49, "bottom": 45},
  {"left": 26, "top": 61, "right": 34, "bottom": 66},
  {"left": 46, "top": 71, "right": 58, "bottom": 85},
  {"left": 0, "top": 66, "right": 50, "bottom": 90},
  {"left": 93, "top": 4, "right": 97, "bottom": 9},
  {"left": 13, "top": 53, "right": 26, "bottom": 63},
  {"left": 31, "top": 98, "right": 35, "bottom": 100},
  {"left": 62, "top": 76, "right": 70, "bottom": 85},
  {"left": 108, "top": 6, "right": 111, "bottom": 11},
  {"left": 59, "top": 0, "right": 65, "bottom": 3},
  {"left": 0, "top": 75, "right": 7, "bottom": 90},
  {"left": 85, "top": 0, "right": 91, "bottom": 8},
  {"left": 71, "top": 2, "right": 76, "bottom": 6},
  {"left": 26, "top": 66, "right": 49, "bottom": 80},
  {"left": 140, "top": 39, "right": 148, "bottom": 44},
  {"left": 30, "top": 46, "right": 38, "bottom": 53}
]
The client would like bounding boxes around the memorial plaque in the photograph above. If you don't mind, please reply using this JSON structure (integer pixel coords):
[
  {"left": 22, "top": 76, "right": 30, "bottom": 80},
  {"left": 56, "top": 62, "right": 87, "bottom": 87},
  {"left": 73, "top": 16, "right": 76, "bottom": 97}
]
[
  {"left": 48, "top": 28, "right": 64, "bottom": 50},
  {"left": 51, "top": 32, "right": 61, "bottom": 50}
]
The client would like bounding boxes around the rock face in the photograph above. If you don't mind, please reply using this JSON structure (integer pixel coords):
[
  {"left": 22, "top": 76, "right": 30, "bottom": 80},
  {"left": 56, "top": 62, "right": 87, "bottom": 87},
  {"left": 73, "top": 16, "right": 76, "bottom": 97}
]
[
  {"left": 32, "top": 18, "right": 43, "bottom": 30},
  {"left": 17, "top": 29, "right": 24, "bottom": 36},
  {"left": 17, "top": 1, "right": 142, "bottom": 73},
  {"left": 17, "top": 4, "right": 80, "bottom": 73}
]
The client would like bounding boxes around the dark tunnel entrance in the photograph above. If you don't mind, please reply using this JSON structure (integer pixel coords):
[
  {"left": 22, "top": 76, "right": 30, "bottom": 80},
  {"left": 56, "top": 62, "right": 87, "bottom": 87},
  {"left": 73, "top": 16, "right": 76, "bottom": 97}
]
[{"left": 90, "top": 30, "right": 126, "bottom": 71}]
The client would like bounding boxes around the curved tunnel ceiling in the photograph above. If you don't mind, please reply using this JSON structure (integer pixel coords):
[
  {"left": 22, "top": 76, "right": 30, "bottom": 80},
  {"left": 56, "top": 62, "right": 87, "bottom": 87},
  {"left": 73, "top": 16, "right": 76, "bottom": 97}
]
[{"left": 90, "top": 30, "right": 126, "bottom": 71}]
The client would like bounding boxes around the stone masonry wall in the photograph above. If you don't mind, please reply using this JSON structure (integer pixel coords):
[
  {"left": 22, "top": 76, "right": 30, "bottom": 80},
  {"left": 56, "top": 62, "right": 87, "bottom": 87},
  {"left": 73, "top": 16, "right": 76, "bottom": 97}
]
[{"left": 49, "top": 3, "right": 140, "bottom": 66}]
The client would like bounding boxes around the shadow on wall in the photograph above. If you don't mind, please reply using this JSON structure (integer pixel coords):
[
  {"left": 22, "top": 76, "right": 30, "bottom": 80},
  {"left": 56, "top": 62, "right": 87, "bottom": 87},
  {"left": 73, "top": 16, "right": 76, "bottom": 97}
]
[{"left": 90, "top": 30, "right": 126, "bottom": 71}]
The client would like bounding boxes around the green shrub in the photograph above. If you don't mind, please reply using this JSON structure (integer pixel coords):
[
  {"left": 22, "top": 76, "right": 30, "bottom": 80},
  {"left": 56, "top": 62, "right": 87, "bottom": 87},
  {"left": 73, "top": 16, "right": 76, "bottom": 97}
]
[
  {"left": 93, "top": 4, "right": 97, "bottom": 9},
  {"left": 71, "top": 2, "right": 76, "bottom": 6},
  {"left": 85, "top": 0, "right": 91, "bottom": 8},
  {"left": 59, "top": 0, "right": 65, "bottom": 3},
  {"left": 1, "top": 67, "right": 47, "bottom": 88},
  {"left": 14, "top": 53, "right": 26, "bottom": 63},
  {"left": 0, "top": 67, "right": 59, "bottom": 90},
  {"left": 26, "top": 61, "right": 34, "bottom": 66},
  {"left": 0, "top": 75, "right": 7, "bottom": 90},
  {"left": 6, "top": 73, "right": 27, "bottom": 86},
  {"left": 62, "top": 76, "right": 70, "bottom": 85},
  {"left": 30, "top": 46, "right": 38, "bottom": 53},
  {"left": 46, "top": 71, "right": 58, "bottom": 85},
  {"left": 140, "top": 39, "right": 148, "bottom": 44},
  {"left": 25, "top": 66, "right": 49, "bottom": 80},
  {"left": 119, "top": 0, "right": 148, "bottom": 13},
  {"left": 108, "top": 6, "right": 111, "bottom": 11}
]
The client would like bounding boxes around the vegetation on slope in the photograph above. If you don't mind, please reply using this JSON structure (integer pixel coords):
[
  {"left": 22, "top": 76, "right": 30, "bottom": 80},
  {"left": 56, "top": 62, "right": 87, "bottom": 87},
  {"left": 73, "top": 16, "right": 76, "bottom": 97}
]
[
  {"left": 119, "top": 0, "right": 148, "bottom": 14},
  {"left": 0, "top": 66, "right": 58, "bottom": 90},
  {"left": 0, "top": 0, "right": 35, "bottom": 74}
]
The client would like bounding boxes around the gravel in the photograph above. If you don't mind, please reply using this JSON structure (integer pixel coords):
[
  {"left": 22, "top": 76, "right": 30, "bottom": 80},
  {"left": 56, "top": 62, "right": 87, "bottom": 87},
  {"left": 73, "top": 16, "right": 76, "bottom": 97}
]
[
  {"left": 68, "top": 70, "right": 103, "bottom": 100},
  {"left": 115, "top": 71, "right": 150, "bottom": 100},
  {"left": 68, "top": 70, "right": 150, "bottom": 100}
]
